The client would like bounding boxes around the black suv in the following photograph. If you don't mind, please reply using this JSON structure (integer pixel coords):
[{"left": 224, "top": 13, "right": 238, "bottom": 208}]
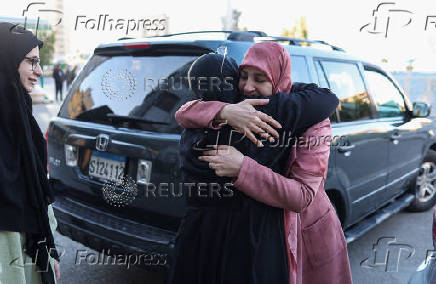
[{"left": 47, "top": 31, "right": 436, "bottom": 267}]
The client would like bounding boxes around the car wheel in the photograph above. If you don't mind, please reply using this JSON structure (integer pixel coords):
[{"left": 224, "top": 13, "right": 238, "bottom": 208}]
[{"left": 408, "top": 150, "right": 436, "bottom": 212}]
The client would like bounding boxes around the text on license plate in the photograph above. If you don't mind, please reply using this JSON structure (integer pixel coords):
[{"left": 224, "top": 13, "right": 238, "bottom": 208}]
[{"left": 89, "top": 151, "right": 126, "bottom": 183}]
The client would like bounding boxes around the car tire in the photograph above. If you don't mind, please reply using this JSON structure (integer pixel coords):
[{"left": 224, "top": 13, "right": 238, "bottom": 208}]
[{"left": 407, "top": 150, "right": 436, "bottom": 212}]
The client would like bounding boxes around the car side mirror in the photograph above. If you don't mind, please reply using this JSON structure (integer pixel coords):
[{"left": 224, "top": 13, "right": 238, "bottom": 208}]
[{"left": 412, "top": 102, "right": 431, "bottom": 117}]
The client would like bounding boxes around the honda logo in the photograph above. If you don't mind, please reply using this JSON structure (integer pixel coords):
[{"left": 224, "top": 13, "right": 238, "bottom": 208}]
[{"left": 96, "top": 134, "right": 110, "bottom": 152}]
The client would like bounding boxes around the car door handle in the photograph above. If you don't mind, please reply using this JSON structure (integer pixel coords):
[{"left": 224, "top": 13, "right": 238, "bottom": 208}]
[
  {"left": 390, "top": 134, "right": 401, "bottom": 140},
  {"left": 337, "top": 144, "right": 355, "bottom": 153}
]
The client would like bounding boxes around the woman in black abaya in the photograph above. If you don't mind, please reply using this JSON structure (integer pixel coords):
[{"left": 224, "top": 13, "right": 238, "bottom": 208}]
[{"left": 0, "top": 22, "right": 60, "bottom": 284}]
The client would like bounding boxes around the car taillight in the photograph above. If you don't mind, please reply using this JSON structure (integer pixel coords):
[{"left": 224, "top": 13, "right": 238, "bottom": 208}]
[{"left": 123, "top": 43, "right": 151, "bottom": 49}]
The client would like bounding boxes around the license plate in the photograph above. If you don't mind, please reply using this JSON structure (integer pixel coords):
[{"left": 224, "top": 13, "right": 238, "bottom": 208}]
[{"left": 89, "top": 151, "right": 126, "bottom": 183}]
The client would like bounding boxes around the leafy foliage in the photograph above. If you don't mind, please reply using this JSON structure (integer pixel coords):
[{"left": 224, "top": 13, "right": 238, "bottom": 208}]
[{"left": 38, "top": 31, "right": 55, "bottom": 67}]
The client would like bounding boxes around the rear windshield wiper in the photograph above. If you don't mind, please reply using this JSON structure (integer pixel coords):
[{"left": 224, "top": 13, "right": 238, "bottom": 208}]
[{"left": 106, "top": 114, "right": 169, "bottom": 125}]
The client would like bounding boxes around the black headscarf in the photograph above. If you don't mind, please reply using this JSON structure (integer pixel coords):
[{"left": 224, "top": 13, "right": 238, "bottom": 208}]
[
  {"left": 187, "top": 53, "right": 241, "bottom": 103},
  {"left": 180, "top": 53, "right": 243, "bottom": 187},
  {"left": 0, "top": 22, "right": 59, "bottom": 284}
]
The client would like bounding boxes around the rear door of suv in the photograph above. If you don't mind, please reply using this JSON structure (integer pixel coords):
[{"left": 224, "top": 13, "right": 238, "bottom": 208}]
[
  {"left": 48, "top": 43, "right": 210, "bottom": 230},
  {"left": 314, "top": 59, "right": 390, "bottom": 223}
]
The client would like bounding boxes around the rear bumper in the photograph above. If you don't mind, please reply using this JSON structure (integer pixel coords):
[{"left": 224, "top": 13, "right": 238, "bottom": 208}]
[{"left": 52, "top": 194, "right": 176, "bottom": 269}]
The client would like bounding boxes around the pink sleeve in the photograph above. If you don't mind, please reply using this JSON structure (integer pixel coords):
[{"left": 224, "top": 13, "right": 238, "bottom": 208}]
[
  {"left": 232, "top": 118, "right": 332, "bottom": 213},
  {"left": 175, "top": 99, "right": 229, "bottom": 129}
]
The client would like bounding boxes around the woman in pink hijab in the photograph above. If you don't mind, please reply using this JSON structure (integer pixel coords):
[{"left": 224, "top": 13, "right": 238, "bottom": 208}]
[{"left": 171, "top": 42, "right": 353, "bottom": 284}]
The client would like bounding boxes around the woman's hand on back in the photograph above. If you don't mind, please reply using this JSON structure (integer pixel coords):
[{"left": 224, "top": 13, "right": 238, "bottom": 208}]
[
  {"left": 199, "top": 145, "right": 244, "bottom": 177},
  {"left": 216, "top": 99, "right": 282, "bottom": 147}
]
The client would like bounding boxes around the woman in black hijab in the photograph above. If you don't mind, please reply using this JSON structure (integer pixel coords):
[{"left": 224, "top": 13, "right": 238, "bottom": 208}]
[
  {"left": 0, "top": 22, "right": 60, "bottom": 284},
  {"left": 169, "top": 53, "right": 339, "bottom": 284}
]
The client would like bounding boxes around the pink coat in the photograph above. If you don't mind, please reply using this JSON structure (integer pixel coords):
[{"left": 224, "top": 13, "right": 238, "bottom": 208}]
[{"left": 175, "top": 100, "right": 353, "bottom": 284}]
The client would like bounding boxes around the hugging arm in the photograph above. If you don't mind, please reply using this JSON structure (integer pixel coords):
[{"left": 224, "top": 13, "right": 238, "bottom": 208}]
[
  {"left": 175, "top": 99, "right": 282, "bottom": 146},
  {"left": 175, "top": 100, "right": 228, "bottom": 129},
  {"left": 175, "top": 83, "right": 338, "bottom": 146},
  {"left": 232, "top": 119, "right": 331, "bottom": 212},
  {"left": 269, "top": 83, "right": 339, "bottom": 134}
]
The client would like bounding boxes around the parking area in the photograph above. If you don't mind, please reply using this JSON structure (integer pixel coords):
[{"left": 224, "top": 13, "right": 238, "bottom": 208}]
[{"left": 33, "top": 70, "right": 435, "bottom": 284}]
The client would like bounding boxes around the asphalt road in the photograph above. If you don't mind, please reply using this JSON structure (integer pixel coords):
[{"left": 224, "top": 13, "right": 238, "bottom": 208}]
[{"left": 32, "top": 81, "right": 435, "bottom": 284}]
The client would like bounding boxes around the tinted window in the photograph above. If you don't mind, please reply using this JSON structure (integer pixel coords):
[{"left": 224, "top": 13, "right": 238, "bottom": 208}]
[
  {"left": 315, "top": 60, "right": 338, "bottom": 123},
  {"left": 364, "top": 69, "right": 406, "bottom": 117},
  {"left": 315, "top": 61, "right": 329, "bottom": 88},
  {"left": 59, "top": 55, "right": 199, "bottom": 134},
  {"left": 290, "top": 55, "right": 311, "bottom": 83},
  {"left": 321, "top": 61, "right": 371, "bottom": 122}
]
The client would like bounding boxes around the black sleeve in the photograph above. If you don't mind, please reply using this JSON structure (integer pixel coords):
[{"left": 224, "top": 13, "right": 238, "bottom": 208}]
[
  {"left": 290, "top": 82, "right": 338, "bottom": 128},
  {"left": 260, "top": 83, "right": 339, "bottom": 134}
]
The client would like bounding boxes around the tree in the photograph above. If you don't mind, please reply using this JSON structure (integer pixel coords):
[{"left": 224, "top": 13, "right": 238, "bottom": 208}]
[
  {"left": 282, "top": 16, "right": 309, "bottom": 40},
  {"left": 38, "top": 31, "right": 55, "bottom": 67}
]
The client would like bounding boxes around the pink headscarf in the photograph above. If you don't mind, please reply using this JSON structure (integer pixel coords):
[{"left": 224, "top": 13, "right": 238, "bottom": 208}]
[{"left": 239, "top": 42, "right": 292, "bottom": 94}]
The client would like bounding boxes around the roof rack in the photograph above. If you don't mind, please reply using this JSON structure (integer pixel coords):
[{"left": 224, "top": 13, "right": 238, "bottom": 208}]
[
  {"left": 255, "top": 36, "right": 345, "bottom": 52},
  {"left": 133, "top": 30, "right": 344, "bottom": 51},
  {"left": 156, "top": 30, "right": 266, "bottom": 37},
  {"left": 147, "top": 30, "right": 267, "bottom": 41},
  {"left": 117, "top": 37, "right": 135, "bottom": 41}
]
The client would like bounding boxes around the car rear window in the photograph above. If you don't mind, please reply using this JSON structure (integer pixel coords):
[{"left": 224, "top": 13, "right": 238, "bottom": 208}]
[
  {"left": 59, "top": 47, "right": 315, "bottom": 133},
  {"left": 59, "top": 54, "right": 200, "bottom": 134}
]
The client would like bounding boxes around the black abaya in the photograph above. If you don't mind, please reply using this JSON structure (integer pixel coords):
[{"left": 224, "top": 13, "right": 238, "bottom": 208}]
[
  {"left": 169, "top": 53, "right": 338, "bottom": 284},
  {"left": 0, "top": 22, "right": 59, "bottom": 284}
]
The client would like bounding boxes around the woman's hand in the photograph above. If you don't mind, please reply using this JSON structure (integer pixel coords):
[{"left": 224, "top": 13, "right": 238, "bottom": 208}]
[
  {"left": 215, "top": 99, "right": 282, "bottom": 147},
  {"left": 54, "top": 259, "right": 60, "bottom": 281},
  {"left": 199, "top": 145, "right": 244, "bottom": 177}
]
